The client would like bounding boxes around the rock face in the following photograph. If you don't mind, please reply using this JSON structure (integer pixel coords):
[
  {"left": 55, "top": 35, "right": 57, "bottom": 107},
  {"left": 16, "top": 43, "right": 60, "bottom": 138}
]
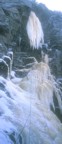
[
  {"left": 0, "top": 0, "right": 62, "bottom": 51},
  {"left": 0, "top": 0, "right": 62, "bottom": 77},
  {"left": 0, "top": 0, "right": 32, "bottom": 53}
]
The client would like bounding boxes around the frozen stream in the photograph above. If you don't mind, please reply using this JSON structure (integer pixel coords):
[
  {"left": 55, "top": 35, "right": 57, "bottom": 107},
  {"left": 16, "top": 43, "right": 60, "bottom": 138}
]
[{"left": 0, "top": 55, "right": 62, "bottom": 144}]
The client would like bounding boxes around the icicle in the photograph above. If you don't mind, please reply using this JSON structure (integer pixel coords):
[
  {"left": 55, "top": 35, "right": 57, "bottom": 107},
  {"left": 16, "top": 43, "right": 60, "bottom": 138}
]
[
  {"left": 26, "top": 11, "right": 44, "bottom": 49},
  {"left": 3, "top": 56, "right": 11, "bottom": 78},
  {"left": 44, "top": 54, "right": 49, "bottom": 64},
  {"left": 7, "top": 51, "right": 13, "bottom": 77}
]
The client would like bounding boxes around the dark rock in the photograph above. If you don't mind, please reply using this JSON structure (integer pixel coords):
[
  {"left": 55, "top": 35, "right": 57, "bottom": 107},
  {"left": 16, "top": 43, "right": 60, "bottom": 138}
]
[
  {"left": 47, "top": 12, "right": 62, "bottom": 50},
  {"left": 50, "top": 92, "right": 62, "bottom": 122},
  {"left": 49, "top": 49, "right": 62, "bottom": 77},
  {"left": 0, "top": 43, "right": 7, "bottom": 53},
  {"left": 0, "top": 131, "right": 22, "bottom": 144},
  {"left": 0, "top": 81, "right": 5, "bottom": 91},
  {"left": 0, "top": 23, "right": 9, "bottom": 35},
  {"left": 0, "top": 59, "right": 9, "bottom": 78}
]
